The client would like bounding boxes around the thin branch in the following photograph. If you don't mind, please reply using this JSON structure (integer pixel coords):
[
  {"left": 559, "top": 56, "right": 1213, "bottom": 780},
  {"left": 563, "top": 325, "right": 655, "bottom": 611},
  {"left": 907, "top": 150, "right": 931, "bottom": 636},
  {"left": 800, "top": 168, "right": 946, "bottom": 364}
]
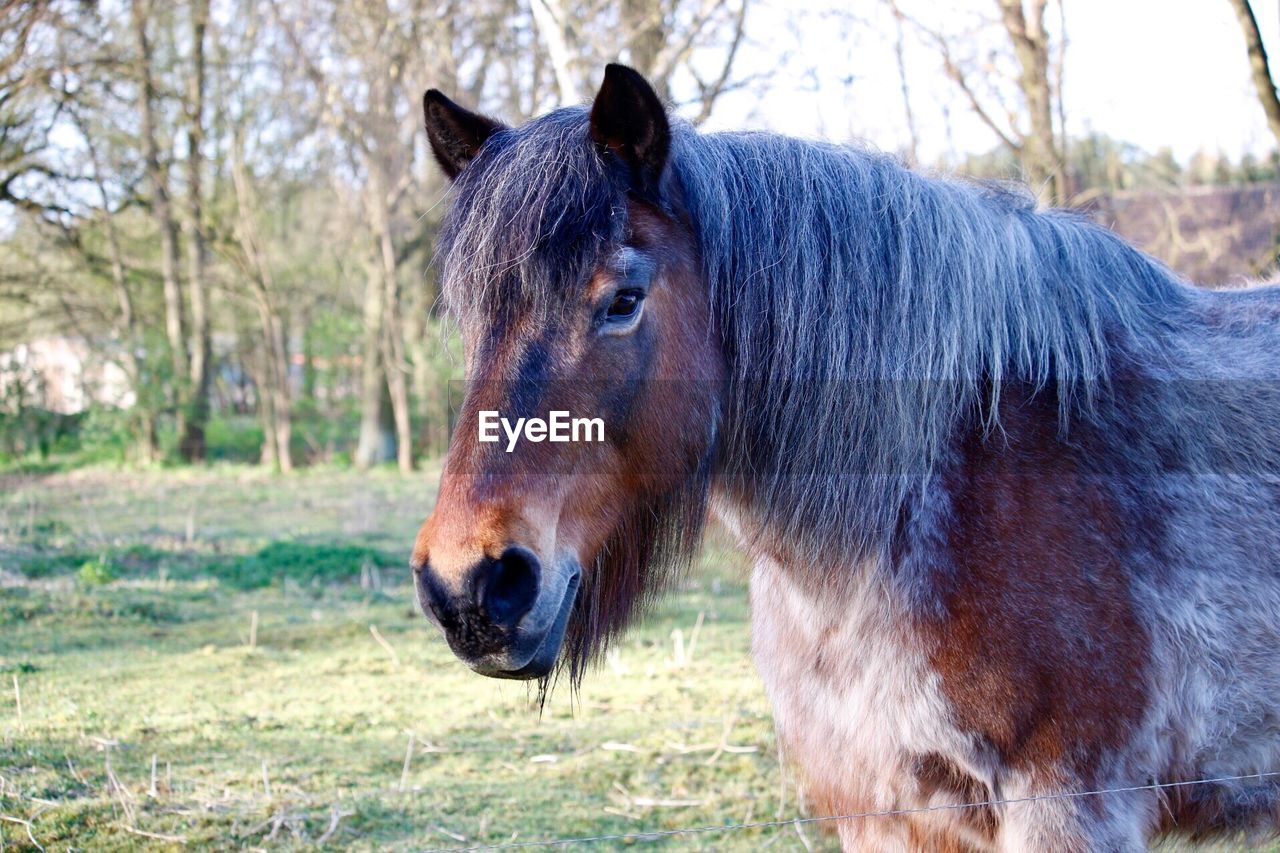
[
  {"left": 890, "top": 1, "right": 1023, "bottom": 154},
  {"left": 691, "top": 0, "right": 749, "bottom": 125}
]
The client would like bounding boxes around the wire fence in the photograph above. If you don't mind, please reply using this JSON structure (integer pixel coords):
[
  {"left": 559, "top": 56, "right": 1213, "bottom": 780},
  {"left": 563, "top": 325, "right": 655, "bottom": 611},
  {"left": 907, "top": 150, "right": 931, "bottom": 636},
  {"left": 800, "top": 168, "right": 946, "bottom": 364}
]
[{"left": 426, "top": 770, "right": 1280, "bottom": 851}]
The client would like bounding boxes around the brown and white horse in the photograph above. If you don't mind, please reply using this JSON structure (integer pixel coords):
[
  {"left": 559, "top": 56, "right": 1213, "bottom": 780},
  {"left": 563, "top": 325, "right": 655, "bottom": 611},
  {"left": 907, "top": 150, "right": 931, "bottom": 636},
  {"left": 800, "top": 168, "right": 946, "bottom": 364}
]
[{"left": 412, "top": 64, "right": 1280, "bottom": 850}]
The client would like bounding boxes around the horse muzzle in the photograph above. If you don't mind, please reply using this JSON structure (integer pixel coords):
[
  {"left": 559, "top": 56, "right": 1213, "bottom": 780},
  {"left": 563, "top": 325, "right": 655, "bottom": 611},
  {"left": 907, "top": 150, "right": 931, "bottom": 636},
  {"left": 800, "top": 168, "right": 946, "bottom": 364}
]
[{"left": 415, "top": 549, "right": 581, "bottom": 680}]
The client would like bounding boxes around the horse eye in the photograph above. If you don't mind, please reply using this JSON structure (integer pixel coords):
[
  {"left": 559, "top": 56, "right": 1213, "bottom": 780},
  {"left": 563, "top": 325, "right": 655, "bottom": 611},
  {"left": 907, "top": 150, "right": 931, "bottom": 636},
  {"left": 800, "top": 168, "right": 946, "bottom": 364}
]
[{"left": 606, "top": 290, "right": 644, "bottom": 320}]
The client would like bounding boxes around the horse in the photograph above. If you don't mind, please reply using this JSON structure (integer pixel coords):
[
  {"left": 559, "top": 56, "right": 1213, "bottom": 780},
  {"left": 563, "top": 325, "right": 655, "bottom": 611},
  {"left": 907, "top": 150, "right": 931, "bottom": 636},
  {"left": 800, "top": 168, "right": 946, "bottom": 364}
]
[{"left": 411, "top": 64, "right": 1280, "bottom": 850}]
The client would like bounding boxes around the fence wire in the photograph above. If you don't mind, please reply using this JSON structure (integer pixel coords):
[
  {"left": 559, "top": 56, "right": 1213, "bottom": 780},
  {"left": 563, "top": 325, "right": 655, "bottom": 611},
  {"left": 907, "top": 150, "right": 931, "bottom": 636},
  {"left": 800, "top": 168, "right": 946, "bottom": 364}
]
[{"left": 426, "top": 770, "right": 1280, "bottom": 851}]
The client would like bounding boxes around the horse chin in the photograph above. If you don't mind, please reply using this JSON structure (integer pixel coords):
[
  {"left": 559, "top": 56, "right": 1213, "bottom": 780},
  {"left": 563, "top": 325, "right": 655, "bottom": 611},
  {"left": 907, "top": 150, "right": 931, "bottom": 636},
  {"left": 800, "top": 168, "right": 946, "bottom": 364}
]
[{"left": 471, "top": 564, "right": 581, "bottom": 681}]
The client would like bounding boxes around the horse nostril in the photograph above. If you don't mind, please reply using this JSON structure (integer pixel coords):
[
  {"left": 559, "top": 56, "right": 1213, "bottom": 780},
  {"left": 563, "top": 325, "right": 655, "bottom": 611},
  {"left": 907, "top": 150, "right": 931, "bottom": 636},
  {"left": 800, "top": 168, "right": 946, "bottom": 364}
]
[{"left": 479, "top": 546, "right": 541, "bottom": 628}]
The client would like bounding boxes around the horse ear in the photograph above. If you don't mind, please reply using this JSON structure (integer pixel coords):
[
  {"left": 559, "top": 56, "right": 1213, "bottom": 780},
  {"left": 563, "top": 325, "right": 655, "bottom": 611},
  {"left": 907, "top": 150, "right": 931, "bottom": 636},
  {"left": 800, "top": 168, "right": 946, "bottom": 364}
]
[
  {"left": 423, "top": 90, "right": 505, "bottom": 180},
  {"left": 589, "top": 64, "right": 670, "bottom": 197}
]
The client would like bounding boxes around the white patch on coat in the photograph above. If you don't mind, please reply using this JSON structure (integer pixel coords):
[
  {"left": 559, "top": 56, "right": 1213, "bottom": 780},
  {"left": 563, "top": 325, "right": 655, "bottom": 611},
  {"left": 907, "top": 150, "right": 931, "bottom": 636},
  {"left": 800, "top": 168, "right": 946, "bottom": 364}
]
[{"left": 749, "top": 554, "right": 993, "bottom": 849}]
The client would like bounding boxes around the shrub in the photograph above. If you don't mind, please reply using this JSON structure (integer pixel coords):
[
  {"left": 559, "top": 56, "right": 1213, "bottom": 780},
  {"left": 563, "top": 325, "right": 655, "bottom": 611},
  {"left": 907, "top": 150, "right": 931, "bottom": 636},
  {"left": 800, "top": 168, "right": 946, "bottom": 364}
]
[
  {"left": 228, "top": 541, "right": 401, "bottom": 589},
  {"left": 76, "top": 556, "right": 117, "bottom": 586}
]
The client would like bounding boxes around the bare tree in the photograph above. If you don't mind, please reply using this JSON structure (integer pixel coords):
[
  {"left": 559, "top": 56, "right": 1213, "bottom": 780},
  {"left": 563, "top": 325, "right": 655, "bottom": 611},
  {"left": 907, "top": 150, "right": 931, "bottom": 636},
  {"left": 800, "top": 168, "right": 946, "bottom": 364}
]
[
  {"left": 78, "top": 111, "right": 160, "bottom": 461},
  {"left": 523, "top": 0, "right": 752, "bottom": 120},
  {"left": 998, "top": 0, "right": 1065, "bottom": 202},
  {"left": 182, "top": 0, "right": 213, "bottom": 460},
  {"left": 0, "top": 3, "right": 171, "bottom": 459},
  {"left": 0, "top": 3, "right": 58, "bottom": 214},
  {"left": 230, "top": 129, "right": 293, "bottom": 472},
  {"left": 1, "top": 0, "right": 765, "bottom": 473},
  {"left": 1227, "top": 0, "right": 1280, "bottom": 149},
  {"left": 890, "top": 0, "right": 1067, "bottom": 204},
  {"left": 889, "top": 6, "right": 920, "bottom": 165},
  {"left": 130, "top": 0, "right": 190, "bottom": 433},
  {"left": 271, "top": 0, "right": 486, "bottom": 472}
]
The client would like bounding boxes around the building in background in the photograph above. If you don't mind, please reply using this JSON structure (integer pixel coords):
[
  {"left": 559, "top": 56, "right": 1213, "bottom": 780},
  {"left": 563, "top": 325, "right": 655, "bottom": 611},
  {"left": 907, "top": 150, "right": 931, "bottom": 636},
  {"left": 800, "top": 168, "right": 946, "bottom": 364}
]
[{"left": 0, "top": 337, "right": 135, "bottom": 415}]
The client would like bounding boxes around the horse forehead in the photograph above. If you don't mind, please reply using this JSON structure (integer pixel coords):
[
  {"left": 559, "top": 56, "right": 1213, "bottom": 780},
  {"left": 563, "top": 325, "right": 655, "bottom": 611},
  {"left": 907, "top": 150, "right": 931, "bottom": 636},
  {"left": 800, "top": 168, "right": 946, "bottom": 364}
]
[{"left": 466, "top": 309, "right": 579, "bottom": 384}]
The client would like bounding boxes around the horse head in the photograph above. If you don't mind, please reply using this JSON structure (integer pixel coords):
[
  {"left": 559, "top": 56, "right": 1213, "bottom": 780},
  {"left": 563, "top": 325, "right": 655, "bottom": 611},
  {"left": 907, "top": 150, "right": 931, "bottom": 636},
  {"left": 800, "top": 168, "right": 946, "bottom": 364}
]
[{"left": 412, "top": 66, "right": 724, "bottom": 684}]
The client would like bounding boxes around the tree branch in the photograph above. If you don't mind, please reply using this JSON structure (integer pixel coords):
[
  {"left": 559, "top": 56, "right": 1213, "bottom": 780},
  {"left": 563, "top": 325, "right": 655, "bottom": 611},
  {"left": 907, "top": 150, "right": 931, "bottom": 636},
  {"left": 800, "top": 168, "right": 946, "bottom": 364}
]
[
  {"left": 1227, "top": 0, "right": 1280, "bottom": 148},
  {"left": 892, "top": 2, "right": 1023, "bottom": 153}
]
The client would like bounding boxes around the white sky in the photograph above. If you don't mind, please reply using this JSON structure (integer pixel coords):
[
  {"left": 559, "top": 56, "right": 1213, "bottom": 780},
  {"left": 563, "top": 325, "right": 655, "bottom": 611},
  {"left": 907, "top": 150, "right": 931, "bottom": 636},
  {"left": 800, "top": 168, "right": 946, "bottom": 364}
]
[{"left": 701, "top": 0, "right": 1280, "bottom": 163}]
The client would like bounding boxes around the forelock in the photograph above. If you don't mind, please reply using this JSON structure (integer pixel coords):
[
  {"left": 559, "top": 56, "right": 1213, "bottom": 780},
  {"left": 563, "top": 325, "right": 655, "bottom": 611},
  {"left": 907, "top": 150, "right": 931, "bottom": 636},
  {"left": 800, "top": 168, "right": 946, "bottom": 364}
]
[{"left": 436, "top": 107, "right": 627, "bottom": 324}]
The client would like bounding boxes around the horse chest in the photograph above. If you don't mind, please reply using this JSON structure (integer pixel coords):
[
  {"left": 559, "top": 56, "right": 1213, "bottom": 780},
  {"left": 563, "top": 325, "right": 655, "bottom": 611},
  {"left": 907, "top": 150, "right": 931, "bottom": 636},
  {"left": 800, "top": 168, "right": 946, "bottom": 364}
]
[{"left": 748, "top": 559, "right": 975, "bottom": 819}]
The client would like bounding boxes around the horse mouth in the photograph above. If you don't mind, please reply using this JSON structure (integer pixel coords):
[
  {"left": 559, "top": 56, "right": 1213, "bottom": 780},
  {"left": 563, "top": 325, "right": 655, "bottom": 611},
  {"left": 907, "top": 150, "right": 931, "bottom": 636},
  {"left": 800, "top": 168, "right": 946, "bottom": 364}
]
[{"left": 472, "top": 566, "right": 580, "bottom": 680}]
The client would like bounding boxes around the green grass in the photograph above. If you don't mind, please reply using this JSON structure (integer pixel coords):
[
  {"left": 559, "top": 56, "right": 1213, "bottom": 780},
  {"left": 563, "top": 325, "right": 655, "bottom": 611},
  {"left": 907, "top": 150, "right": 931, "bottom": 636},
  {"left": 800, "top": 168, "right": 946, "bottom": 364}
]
[
  {"left": 0, "top": 467, "right": 809, "bottom": 850},
  {"left": 0, "top": 467, "right": 1266, "bottom": 851}
]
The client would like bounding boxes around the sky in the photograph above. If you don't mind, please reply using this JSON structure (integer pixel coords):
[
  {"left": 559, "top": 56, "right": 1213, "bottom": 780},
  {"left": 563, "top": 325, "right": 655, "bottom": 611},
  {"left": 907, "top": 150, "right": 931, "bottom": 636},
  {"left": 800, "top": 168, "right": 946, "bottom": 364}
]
[{"left": 702, "top": 0, "right": 1280, "bottom": 164}]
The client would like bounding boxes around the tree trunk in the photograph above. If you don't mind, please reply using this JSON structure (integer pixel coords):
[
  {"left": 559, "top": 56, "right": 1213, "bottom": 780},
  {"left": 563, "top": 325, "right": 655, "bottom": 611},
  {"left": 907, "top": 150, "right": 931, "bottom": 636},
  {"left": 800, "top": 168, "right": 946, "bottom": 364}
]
[
  {"left": 1227, "top": 0, "right": 1280, "bottom": 149},
  {"left": 82, "top": 116, "right": 158, "bottom": 465},
  {"left": 623, "top": 0, "right": 667, "bottom": 98},
  {"left": 377, "top": 214, "right": 414, "bottom": 473},
  {"left": 254, "top": 331, "right": 279, "bottom": 469},
  {"left": 268, "top": 310, "right": 292, "bottom": 473},
  {"left": 242, "top": 289, "right": 294, "bottom": 474},
  {"left": 998, "top": 0, "right": 1065, "bottom": 204},
  {"left": 384, "top": 325, "right": 413, "bottom": 472},
  {"left": 231, "top": 131, "right": 294, "bottom": 473},
  {"left": 354, "top": 258, "right": 394, "bottom": 468},
  {"left": 529, "top": 0, "right": 580, "bottom": 103},
  {"left": 247, "top": 301, "right": 293, "bottom": 474},
  {"left": 181, "top": 0, "right": 212, "bottom": 461},
  {"left": 300, "top": 307, "right": 317, "bottom": 406},
  {"left": 408, "top": 255, "right": 450, "bottom": 459},
  {"left": 354, "top": 159, "right": 413, "bottom": 472},
  {"left": 131, "top": 0, "right": 189, "bottom": 436}
]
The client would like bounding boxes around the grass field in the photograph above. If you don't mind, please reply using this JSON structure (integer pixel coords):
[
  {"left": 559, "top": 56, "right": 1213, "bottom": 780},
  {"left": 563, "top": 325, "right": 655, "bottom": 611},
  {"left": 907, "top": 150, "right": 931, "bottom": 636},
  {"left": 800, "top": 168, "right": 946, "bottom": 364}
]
[
  {"left": 0, "top": 466, "right": 813, "bottom": 851},
  {"left": 0, "top": 468, "right": 1266, "bottom": 851}
]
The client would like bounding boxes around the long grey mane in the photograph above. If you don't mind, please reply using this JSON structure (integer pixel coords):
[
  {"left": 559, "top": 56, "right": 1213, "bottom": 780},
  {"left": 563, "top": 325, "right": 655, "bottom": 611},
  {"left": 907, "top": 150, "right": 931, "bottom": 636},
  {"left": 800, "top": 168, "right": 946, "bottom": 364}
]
[
  {"left": 437, "top": 104, "right": 1203, "bottom": 604},
  {"left": 670, "top": 127, "right": 1193, "bottom": 559}
]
